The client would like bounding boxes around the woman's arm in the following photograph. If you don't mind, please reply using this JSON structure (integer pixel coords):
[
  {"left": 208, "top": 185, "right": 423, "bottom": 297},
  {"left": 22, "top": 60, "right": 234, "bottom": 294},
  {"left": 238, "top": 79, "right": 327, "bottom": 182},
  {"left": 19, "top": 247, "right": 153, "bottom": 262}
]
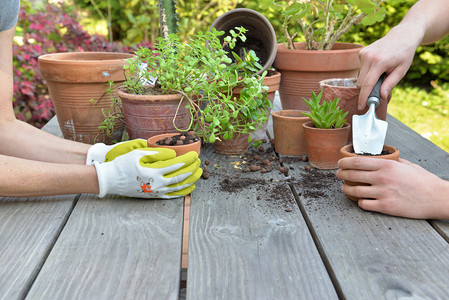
[
  {"left": 0, "top": 26, "right": 91, "bottom": 164},
  {"left": 357, "top": 0, "right": 449, "bottom": 109}
]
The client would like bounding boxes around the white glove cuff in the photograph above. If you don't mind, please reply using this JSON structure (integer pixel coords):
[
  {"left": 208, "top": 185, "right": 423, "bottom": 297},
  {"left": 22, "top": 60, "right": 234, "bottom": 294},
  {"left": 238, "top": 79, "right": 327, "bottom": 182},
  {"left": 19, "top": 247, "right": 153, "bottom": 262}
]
[
  {"left": 93, "top": 161, "right": 120, "bottom": 198},
  {"left": 86, "top": 143, "right": 110, "bottom": 165}
]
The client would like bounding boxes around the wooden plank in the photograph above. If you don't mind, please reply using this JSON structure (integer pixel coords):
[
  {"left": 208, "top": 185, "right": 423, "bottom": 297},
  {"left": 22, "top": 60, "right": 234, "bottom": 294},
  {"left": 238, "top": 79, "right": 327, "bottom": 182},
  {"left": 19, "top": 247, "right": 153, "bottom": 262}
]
[
  {"left": 0, "top": 195, "right": 77, "bottom": 300},
  {"left": 27, "top": 194, "right": 185, "bottom": 300},
  {"left": 283, "top": 117, "right": 449, "bottom": 299},
  {"left": 186, "top": 143, "right": 338, "bottom": 300}
]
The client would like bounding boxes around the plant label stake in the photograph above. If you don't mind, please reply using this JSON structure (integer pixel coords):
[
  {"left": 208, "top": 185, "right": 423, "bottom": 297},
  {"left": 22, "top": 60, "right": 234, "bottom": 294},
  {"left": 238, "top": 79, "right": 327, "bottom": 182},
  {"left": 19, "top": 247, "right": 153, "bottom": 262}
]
[{"left": 352, "top": 74, "right": 388, "bottom": 155}]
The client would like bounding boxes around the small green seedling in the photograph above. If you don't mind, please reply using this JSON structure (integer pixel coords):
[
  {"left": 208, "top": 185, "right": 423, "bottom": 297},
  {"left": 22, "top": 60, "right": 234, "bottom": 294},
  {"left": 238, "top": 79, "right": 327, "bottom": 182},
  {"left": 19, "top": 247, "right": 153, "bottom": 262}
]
[{"left": 302, "top": 90, "right": 348, "bottom": 129}]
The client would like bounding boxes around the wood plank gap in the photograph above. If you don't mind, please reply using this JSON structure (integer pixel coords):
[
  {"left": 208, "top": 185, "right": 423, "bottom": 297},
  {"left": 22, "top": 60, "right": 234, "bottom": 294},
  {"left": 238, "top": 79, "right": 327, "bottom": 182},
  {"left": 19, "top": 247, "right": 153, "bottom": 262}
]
[
  {"left": 23, "top": 194, "right": 81, "bottom": 299},
  {"left": 428, "top": 220, "right": 449, "bottom": 244},
  {"left": 288, "top": 185, "right": 346, "bottom": 300}
]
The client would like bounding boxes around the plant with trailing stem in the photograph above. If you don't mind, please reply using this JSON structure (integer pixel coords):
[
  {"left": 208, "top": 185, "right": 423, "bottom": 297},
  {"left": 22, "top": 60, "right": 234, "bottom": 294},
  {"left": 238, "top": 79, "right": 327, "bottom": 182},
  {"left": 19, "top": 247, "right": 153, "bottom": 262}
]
[
  {"left": 302, "top": 91, "right": 348, "bottom": 129},
  {"left": 122, "top": 26, "right": 270, "bottom": 143},
  {"left": 268, "top": 0, "right": 390, "bottom": 50}
]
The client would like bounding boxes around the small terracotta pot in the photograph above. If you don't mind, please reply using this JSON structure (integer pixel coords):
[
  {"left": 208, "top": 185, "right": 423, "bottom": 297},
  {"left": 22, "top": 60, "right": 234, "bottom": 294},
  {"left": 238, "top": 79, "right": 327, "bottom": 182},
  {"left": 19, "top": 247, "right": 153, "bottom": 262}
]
[
  {"left": 147, "top": 133, "right": 201, "bottom": 156},
  {"left": 340, "top": 144, "right": 400, "bottom": 201},
  {"left": 272, "top": 110, "right": 309, "bottom": 156},
  {"left": 273, "top": 42, "right": 363, "bottom": 110},
  {"left": 117, "top": 89, "right": 191, "bottom": 140},
  {"left": 319, "top": 78, "right": 388, "bottom": 143},
  {"left": 214, "top": 133, "right": 249, "bottom": 155},
  {"left": 303, "top": 121, "right": 350, "bottom": 169}
]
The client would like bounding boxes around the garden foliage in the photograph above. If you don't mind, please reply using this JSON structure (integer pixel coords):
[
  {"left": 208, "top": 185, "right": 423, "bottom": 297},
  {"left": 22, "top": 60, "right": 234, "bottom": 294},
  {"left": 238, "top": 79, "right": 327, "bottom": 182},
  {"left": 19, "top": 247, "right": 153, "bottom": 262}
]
[{"left": 13, "top": 1, "right": 150, "bottom": 128}]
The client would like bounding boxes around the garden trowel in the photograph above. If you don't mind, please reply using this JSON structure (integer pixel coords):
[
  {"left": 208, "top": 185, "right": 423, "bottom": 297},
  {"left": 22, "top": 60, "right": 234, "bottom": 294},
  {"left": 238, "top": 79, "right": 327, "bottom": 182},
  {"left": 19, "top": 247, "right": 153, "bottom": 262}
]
[{"left": 352, "top": 74, "right": 388, "bottom": 155}]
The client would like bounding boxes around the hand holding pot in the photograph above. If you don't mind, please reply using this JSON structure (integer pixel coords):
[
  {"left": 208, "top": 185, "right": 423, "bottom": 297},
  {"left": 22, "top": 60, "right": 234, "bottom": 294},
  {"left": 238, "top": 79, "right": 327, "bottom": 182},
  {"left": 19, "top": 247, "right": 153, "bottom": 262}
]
[
  {"left": 86, "top": 139, "right": 148, "bottom": 164},
  {"left": 93, "top": 148, "right": 202, "bottom": 199},
  {"left": 336, "top": 156, "right": 449, "bottom": 219}
]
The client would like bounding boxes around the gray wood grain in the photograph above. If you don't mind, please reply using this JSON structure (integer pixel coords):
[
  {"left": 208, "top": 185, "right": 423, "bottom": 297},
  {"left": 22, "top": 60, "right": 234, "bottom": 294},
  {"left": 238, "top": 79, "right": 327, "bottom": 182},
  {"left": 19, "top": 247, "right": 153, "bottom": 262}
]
[
  {"left": 26, "top": 194, "right": 185, "bottom": 300},
  {"left": 0, "top": 195, "right": 77, "bottom": 300},
  {"left": 186, "top": 144, "right": 338, "bottom": 300},
  {"left": 282, "top": 116, "right": 449, "bottom": 299}
]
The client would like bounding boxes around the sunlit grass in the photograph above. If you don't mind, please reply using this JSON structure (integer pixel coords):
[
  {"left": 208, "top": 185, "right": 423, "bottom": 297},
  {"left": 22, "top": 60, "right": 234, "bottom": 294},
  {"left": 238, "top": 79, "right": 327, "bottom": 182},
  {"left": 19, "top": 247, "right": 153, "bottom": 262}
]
[{"left": 388, "top": 84, "right": 449, "bottom": 153}]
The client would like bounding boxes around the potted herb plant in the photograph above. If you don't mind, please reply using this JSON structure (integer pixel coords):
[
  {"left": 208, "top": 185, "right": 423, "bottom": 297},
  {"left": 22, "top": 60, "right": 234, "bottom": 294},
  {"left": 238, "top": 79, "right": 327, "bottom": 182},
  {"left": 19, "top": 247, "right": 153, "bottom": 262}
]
[
  {"left": 116, "top": 26, "right": 270, "bottom": 155},
  {"left": 269, "top": 0, "right": 388, "bottom": 110},
  {"left": 302, "top": 90, "right": 350, "bottom": 169}
]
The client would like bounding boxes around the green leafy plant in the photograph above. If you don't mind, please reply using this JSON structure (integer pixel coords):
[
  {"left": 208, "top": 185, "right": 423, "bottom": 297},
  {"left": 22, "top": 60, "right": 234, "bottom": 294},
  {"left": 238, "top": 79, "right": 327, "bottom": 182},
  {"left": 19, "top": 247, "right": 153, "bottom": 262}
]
[
  {"left": 302, "top": 91, "right": 348, "bottom": 129},
  {"left": 123, "top": 26, "right": 270, "bottom": 143},
  {"left": 272, "top": 0, "right": 389, "bottom": 50}
]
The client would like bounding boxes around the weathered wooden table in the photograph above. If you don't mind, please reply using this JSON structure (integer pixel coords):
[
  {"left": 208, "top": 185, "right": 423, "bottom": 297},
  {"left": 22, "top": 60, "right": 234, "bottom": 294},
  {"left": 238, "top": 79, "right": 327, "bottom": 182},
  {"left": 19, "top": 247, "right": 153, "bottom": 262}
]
[{"left": 2, "top": 94, "right": 449, "bottom": 300}]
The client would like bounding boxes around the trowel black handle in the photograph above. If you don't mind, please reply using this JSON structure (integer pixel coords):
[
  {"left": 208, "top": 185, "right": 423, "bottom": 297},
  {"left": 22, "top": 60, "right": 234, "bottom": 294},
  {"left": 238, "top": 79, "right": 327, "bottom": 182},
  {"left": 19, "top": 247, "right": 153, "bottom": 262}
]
[{"left": 367, "top": 73, "right": 386, "bottom": 107}]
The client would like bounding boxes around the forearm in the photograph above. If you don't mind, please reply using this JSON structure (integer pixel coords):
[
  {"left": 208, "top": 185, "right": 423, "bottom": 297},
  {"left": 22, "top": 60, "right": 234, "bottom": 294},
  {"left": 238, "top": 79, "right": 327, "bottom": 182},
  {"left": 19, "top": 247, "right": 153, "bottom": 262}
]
[
  {"left": 0, "top": 154, "right": 99, "bottom": 197},
  {"left": 397, "top": 0, "right": 449, "bottom": 45},
  {"left": 0, "top": 117, "right": 91, "bottom": 164}
]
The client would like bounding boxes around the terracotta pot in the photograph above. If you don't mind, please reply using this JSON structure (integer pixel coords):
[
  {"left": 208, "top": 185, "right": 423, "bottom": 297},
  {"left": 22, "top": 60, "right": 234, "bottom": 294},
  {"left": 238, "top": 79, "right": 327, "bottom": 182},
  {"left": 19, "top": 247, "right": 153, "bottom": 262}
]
[
  {"left": 272, "top": 110, "right": 309, "bottom": 156},
  {"left": 340, "top": 144, "right": 400, "bottom": 201},
  {"left": 319, "top": 78, "right": 388, "bottom": 143},
  {"left": 273, "top": 42, "right": 363, "bottom": 111},
  {"left": 210, "top": 8, "right": 277, "bottom": 73},
  {"left": 38, "top": 52, "right": 134, "bottom": 144},
  {"left": 303, "top": 121, "right": 350, "bottom": 169},
  {"left": 147, "top": 133, "right": 201, "bottom": 156},
  {"left": 214, "top": 133, "right": 249, "bottom": 155},
  {"left": 117, "top": 90, "right": 191, "bottom": 140}
]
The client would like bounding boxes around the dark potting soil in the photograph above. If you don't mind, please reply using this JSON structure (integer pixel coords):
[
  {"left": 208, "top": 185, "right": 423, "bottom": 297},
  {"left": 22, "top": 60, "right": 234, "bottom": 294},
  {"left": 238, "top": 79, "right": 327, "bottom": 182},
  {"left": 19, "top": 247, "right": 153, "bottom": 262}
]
[
  {"left": 356, "top": 149, "right": 392, "bottom": 156},
  {"left": 156, "top": 132, "right": 199, "bottom": 146}
]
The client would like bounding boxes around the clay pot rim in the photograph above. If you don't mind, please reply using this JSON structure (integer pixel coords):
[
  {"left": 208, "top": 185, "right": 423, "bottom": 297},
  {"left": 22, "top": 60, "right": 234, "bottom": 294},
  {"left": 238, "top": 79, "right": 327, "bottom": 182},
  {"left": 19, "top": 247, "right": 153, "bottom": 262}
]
[
  {"left": 276, "top": 42, "right": 363, "bottom": 54},
  {"left": 340, "top": 144, "right": 400, "bottom": 158},
  {"left": 117, "top": 88, "right": 183, "bottom": 102},
  {"left": 302, "top": 120, "right": 350, "bottom": 131},
  {"left": 272, "top": 109, "right": 309, "bottom": 120},
  {"left": 38, "top": 52, "right": 135, "bottom": 64},
  {"left": 210, "top": 8, "right": 277, "bottom": 73},
  {"left": 147, "top": 132, "right": 201, "bottom": 156}
]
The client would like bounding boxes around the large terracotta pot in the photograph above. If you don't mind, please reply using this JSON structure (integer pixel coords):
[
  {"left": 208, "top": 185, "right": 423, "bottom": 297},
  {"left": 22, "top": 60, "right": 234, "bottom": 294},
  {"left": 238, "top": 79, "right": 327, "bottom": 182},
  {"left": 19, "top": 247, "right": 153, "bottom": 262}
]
[
  {"left": 273, "top": 42, "right": 363, "bottom": 111},
  {"left": 319, "top": 78, "right": 388, "bottom": 143},
  {"left": 117, "top": 90, "right": 191, "bottom": 140},
  {"left": 210, "top": 8, "right": 277, "bottom": 73},
  {"left": 38, "top": 52, "right": 134, "bottom": 144},
  {"left": 303, "top": 121, "right": 350, "bottom": 169},
  {"left": 272, "top": 110, "right": 309, "bottom": 156},
  {"left": 147, "top": 132, "right": 201, "bottom": 156},
  {"left": 214, "top": 133, "right": 249, "bottom": 155},
  {"left": 340, "top": 144, "right": 400, "bottom": 201}
]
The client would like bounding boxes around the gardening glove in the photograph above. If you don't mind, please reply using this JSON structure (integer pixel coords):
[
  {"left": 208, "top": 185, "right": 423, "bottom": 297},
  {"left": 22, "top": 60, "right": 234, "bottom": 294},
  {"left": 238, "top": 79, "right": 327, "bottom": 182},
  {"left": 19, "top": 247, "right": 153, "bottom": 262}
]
[
  {"left": 86, "top": 139, "right": 148, "bottom": 165},
  {"left": 93, "top": 148, "right": 202, "bottom": 199}
]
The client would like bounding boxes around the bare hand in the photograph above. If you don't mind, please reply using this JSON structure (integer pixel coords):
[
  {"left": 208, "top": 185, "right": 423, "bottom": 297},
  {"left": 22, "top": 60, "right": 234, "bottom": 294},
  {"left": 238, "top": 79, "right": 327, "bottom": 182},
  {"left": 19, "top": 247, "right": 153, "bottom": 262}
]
[
  {"left": 357, "top": 24, "right": 421, "bottom": 110},
  {"left": 336, "top": 157, "right": 449, "bottom": 219}
]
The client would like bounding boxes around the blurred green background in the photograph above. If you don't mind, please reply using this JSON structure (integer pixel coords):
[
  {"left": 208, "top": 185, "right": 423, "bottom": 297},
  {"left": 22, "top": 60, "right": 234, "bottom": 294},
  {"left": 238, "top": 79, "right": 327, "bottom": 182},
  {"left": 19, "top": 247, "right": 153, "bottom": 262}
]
[{"left": 15, "top": 0, "right": 449, "bottom": 152}]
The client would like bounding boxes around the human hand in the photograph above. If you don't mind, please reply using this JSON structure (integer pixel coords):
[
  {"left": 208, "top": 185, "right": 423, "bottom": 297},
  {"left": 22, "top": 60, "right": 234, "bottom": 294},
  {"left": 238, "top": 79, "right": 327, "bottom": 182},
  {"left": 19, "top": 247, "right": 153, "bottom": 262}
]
[
  {"left": 336, "top": 157, "right": 449, "bottom": 219},
  {"left": 86, "top": 139, "right": 148, "bottom": 165},
  {"left": 357, "top": 24, "right": 421, "bottom": 110},
  {"left": 93, "top": 148, "right": 202, "bottom": 199}
]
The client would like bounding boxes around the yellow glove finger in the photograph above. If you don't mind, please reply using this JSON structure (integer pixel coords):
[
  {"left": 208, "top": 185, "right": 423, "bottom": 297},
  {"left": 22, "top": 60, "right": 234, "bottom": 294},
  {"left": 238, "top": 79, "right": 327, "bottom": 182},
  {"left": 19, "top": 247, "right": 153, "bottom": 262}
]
[
  {"left": 167, "top": 161, "right": 202, "bottom": 187},
  {"left": 140, "top": 151, "right": 198, "bottom": 171},
  {"left": 165, "top": 184, "right": 197, "bottom": 197},
  {"left": 105, "top": 139, "right": 148, "bottom": 162},
  {"left": 137, "top": 147, "right": 177, "bottom": 164}
]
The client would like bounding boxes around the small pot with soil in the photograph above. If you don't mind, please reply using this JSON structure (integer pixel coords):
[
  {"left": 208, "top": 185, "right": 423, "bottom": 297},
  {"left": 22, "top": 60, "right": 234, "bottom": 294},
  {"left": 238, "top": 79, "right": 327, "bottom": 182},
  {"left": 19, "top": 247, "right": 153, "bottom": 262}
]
[
  {"left": 340, "top": 144, "right": 400, "bottom": 201},
  {"left": 147, "top": 132, "right": 201, "bottom": 156}
]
